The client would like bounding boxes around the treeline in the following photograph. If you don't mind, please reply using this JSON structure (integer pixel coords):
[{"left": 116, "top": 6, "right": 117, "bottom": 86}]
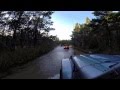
[
  {"left": 59, "top": 40, "right": 71, "bottom": 45},
  {"left": 71, "top": 11, "right": 120, "bottom": 54},
  {"left": 0, "top": 11, "right": 59, "bottom": 72}
]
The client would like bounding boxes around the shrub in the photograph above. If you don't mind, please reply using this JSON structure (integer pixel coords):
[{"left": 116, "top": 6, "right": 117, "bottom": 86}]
[{"left": 0, "top": 44, "right": 55, "bottom": 72}]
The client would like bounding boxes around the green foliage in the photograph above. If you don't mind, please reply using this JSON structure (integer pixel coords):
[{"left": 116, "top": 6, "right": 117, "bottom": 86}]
[
  {"left": 59, "top": 40, "right": 71, "bottom": 45},
  {"left": 72, "top": 11, "right": 120, "bottom": 54},
  {"left": 0, "top": 45, "right": 54, "bottom": 72},
  {"left": 0, "top": 11, "right": 59, "bottom": 72}
]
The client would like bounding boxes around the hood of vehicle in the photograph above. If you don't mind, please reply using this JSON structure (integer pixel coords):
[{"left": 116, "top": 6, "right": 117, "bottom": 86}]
[{"left": 72, "top": 54, "right": 120, "bottom": 79}]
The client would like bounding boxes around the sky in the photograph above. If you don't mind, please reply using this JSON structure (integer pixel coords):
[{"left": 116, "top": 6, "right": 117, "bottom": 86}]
[{"left": 49, "top": 11, "right": 96, "bottom": 40}]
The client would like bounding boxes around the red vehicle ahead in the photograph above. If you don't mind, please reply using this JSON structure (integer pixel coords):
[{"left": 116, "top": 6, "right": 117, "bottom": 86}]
[{"left": 64, "top": 45, "right": 69, "bottom": 49}]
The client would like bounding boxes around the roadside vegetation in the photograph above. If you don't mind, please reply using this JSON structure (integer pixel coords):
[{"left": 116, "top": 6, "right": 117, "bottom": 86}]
[
  {"left": 59, "top": 40, "right": 71, "bottom": 46},
  {"left": 71, "top": 11, "right": 120, "bottom": 54},
  {"left": 0, "top": 11, "right": 59, "bottom": 72}
]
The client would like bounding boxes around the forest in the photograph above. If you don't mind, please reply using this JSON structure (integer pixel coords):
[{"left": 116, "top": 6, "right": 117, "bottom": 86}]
[
  {"left": 0, "top": 11, "right": 59, "bottom": 72},
  {"left": 72, "top": 11, "right": 120, "bottom": 54},
  {"left": 1, "top": 11, "right": 120, "bottom": 73}
]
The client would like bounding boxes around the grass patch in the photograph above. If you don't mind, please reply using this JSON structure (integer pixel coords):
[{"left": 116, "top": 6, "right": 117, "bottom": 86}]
[{"left": 0, "top": 45, "right": 55, "bottom": 73}]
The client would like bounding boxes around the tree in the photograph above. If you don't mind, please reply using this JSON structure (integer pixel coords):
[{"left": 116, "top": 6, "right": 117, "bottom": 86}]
[
  {"left": 0, "top": 11, "right": 56, "bottom": 50},
  {"left": 71, "top": 11, "right": 120, "bottom": 53}
]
